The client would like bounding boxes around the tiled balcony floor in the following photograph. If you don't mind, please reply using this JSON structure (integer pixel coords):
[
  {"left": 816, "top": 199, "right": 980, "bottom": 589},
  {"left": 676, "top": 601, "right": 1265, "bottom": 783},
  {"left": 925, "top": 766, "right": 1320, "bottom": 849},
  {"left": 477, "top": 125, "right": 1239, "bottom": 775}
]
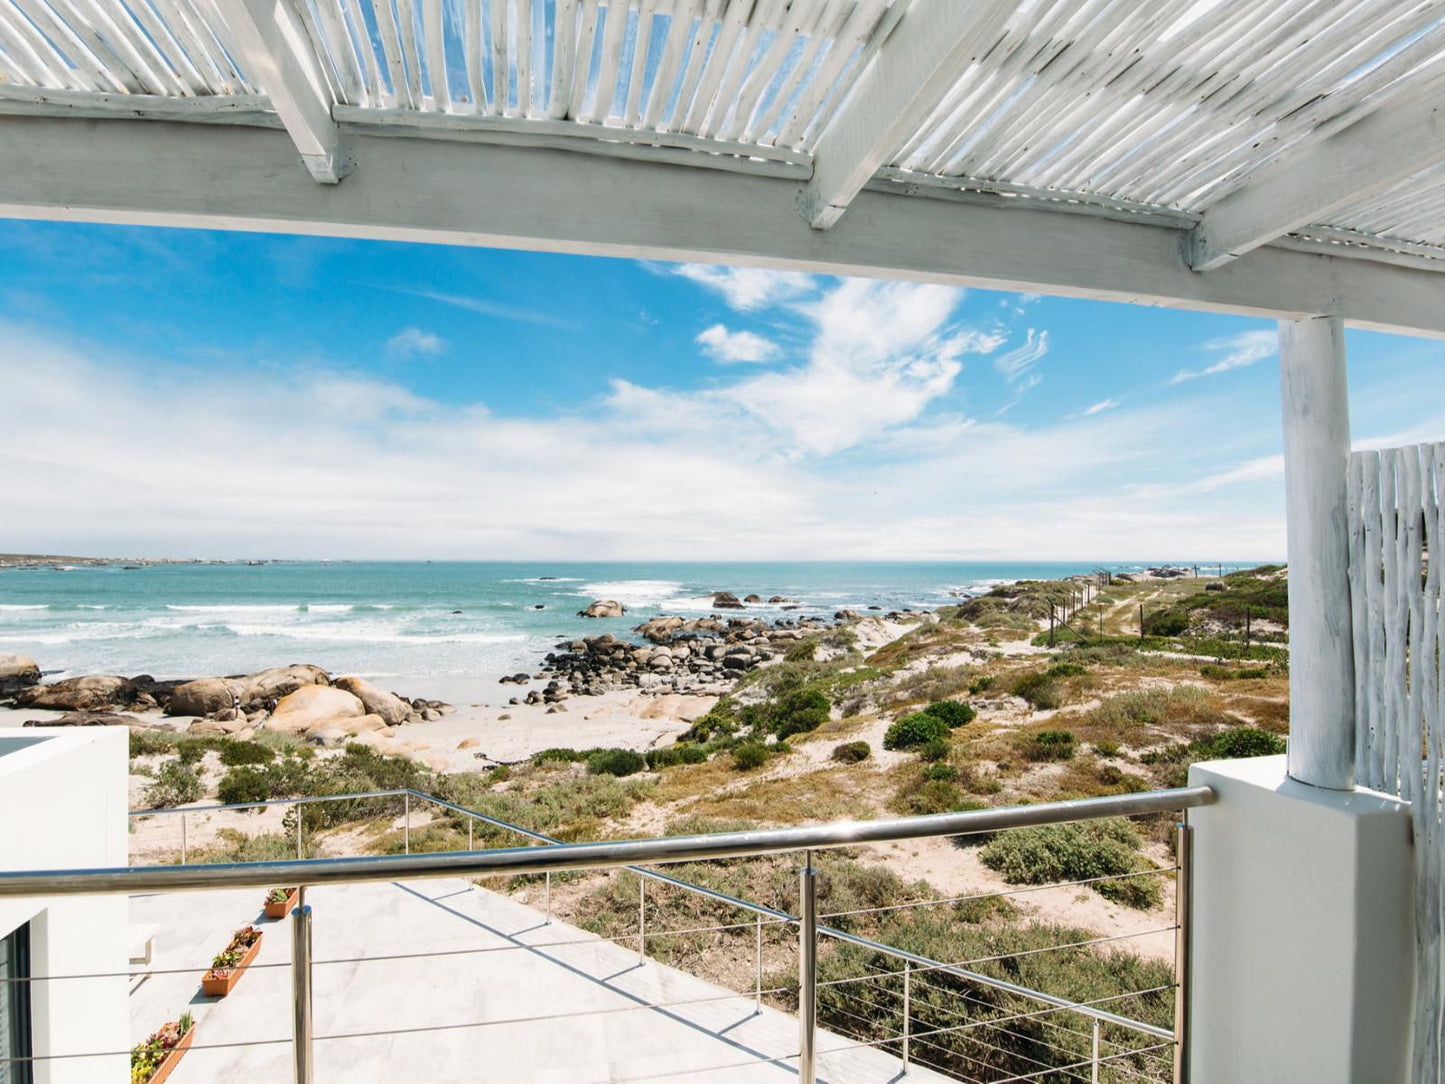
[{"left": 130, "top": 878, "right": 949, "bottom": 1082}]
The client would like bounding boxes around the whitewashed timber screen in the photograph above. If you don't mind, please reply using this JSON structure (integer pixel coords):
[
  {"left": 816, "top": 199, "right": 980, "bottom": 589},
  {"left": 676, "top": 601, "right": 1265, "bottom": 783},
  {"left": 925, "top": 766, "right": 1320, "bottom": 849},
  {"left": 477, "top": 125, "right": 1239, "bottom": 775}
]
[{"left": 1348, "top": 442, "right": 1444, "bottom": 1083}]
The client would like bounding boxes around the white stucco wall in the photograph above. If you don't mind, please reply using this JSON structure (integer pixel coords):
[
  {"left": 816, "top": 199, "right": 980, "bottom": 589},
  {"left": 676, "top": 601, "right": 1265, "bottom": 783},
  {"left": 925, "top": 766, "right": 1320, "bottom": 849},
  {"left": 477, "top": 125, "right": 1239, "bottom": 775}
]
[
  {"left": 1187, "top": 755, "right": 1414, "bottom": 1083},
  {"left": 0, "top": 729, "right": 129, "bottom": 1082}
]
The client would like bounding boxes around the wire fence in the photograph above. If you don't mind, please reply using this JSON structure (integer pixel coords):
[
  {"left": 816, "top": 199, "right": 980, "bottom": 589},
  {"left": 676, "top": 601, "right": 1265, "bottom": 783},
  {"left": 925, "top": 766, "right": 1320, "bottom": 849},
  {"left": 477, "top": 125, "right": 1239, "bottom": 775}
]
[{"left": 3, "top": 789, "right": 1199, "bottom": 1082}]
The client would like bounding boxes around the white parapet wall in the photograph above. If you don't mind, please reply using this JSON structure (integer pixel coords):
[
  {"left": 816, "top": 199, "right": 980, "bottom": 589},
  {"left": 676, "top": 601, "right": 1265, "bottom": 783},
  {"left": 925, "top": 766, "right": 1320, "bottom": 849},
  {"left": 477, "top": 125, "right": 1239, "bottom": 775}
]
[
  {"left": 0, "top": 728, "right": 129, "bottom": 1083},
  {"left": 1187, "top": 754, "right": 1414, "bottom": 1083}
]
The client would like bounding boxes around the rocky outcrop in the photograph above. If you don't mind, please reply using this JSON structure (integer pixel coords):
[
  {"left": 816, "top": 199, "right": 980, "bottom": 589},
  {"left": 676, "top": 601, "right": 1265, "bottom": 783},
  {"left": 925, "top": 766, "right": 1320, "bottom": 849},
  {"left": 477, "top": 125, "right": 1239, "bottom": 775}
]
[
  {"left": 13, "top": 675, "right": 135, "bottom": 712},
  {"left": 304, "top": 712, "right": 391, "bottom": 746},
  {"left": 0, "top": 654, "right": 40, "bottom": 698},
  {"left": 23, "top": 711, "right": 144, "bottom": 727},
  {"left": 333, "top": 676, "right": 412, "bottom": 727},
  {"left": 167, "top": 677, "right": 242, "bottom": 717},
  {"left": 578, "top": 599, "right": 626, "bottom": 618},
  {"left": 237, "top": 665, "right": 330, "bottom": 710},
  {"left": 265, "top": 685, "right": 365, "bottom": 735},
  {"left": 541, "top": 614, "right": 830, "bottom": 696},
  {"left": 711, "top": 592, "right": 744, "bottom": 610}
]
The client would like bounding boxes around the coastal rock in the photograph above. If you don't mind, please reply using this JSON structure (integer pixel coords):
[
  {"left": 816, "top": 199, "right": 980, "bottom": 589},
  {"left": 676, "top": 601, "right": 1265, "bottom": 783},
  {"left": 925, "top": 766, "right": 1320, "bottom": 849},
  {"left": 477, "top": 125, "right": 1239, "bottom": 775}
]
[
  {"left": 167, "top": 678, "right": 242, "bottom": 717},
  {"left": 238, "top": 664, "right": 330, "bottom": 710},
  {"left": 23, "top": 711, "right": 140, "bottom": 727},
  {"left": 303, "top": 712, "right": 389, "bottom": 742},
  {"left": 333, "top": 676, "right": 412, "bottom": 727},
  {"left": 0, "top": 654, "right": 40, "bottom": 697},
  {"left": 635, "top": 616, "right": 685, "bottom": 643},
  {"left": 712, "top": 592, "right": 744, "bottom": 610},
  {"left": 187, "top": 714, "right": 248, "bottom": 737},
  {"left": 578, "top": 599, "right": 626, "bottom": 618},
  {"left": 346, "top": 730, "right": 398, "bottom": 753},
  {"left": 266, "top": 685, "right": 365, "bottom": 735},
  {"left": 834, "top": 609, "right": 861, "bottom": 621},
  {"left": 13, "top": 675, "right": 135, "bottom": 712}
]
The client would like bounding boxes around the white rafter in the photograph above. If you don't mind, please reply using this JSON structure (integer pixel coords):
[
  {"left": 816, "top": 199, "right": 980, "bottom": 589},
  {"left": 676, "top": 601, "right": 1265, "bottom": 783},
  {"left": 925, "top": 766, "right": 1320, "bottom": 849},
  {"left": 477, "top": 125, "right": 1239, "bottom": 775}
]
[
  {"left": 211, "top": 0, "right": 353, "bottom": 182},
  {"left": 1188, "top": 88, "right": 1445, "bottom": 271},
  {"left": 799, "top": 0, "right": 1016, "bottom": 230},
  {"left": 2, "top": 116, "right": 1444, "bottom": 338}
]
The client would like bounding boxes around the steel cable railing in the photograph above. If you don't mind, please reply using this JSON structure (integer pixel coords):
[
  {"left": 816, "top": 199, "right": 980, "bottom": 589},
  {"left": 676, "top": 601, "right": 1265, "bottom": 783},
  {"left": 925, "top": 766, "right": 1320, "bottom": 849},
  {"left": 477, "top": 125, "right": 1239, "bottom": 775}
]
[{"left": 2, "top": 784, "right": 1211, "bottom": 1083}]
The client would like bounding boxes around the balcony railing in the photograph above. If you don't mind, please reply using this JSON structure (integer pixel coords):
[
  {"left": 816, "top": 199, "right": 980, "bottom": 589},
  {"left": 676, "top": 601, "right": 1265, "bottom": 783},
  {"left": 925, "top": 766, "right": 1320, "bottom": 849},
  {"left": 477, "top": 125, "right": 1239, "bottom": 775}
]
[{"left": 2, "top": 785, "right": 1213, "bottom": 1083}]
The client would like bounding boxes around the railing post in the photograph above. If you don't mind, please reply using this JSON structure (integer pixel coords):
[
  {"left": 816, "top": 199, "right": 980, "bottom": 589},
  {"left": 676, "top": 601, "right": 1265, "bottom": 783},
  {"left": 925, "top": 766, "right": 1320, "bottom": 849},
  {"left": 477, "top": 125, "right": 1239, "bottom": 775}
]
[
  {"left": 1091, "top": 1018, "right": 1100, "bottom": 1084},
  {"left": 545, "top": 871, "right": 552, "bottom": 922},
  {"left": 403, "top": 792, "right": 410, "bottom": 855},
  {"left": 638, "top": 876, "right": 646, "bottom": 964},
  {"left": 467, "top": 816, "right": 473, "bottom": 851},
  {"left": 180, "top": 813, "right": 187, "bottom": 865},
  {"left": 296, "top": 808, "right": 303, "bottom": 861},
  {"left": 798, "top": 851, "right": 818, "bottom": 1084},
  {"left": 902, "top": 961, "right": 911, "bottom": 1072},
  {"left": 291, "top": 892, "right": 314, "bottom": 1084},
  {"left": 1174, "top": 820, "right": 1193, "bottom": 1084},
  {"left": 755, "top": 915, "right": 763, "bottom": 1012}
]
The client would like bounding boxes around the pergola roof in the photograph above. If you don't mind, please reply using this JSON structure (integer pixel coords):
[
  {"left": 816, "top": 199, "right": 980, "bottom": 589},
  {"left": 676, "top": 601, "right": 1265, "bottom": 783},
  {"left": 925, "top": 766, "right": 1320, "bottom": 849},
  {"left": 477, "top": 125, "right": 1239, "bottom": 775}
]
[{"left": 3, "top": 0, "right": 1444, "bottom": 334}]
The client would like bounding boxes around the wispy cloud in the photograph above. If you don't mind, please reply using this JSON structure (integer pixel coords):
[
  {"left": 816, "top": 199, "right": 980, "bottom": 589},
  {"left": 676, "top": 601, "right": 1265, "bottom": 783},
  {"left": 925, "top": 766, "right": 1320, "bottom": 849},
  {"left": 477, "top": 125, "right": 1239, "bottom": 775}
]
[
  {"left": 695, "top": 324, "right": 779, "bottom": 364},
  {"left": 1170, "top": 330, "right": 1276, "bottom": 384},
  {"left": 994, "top": 328, "right": 1048, "bottom": 386},
  {"left": 670, "top": 264, "right": 817, "bottom": 311},
  {"left": 386, "top": 326, "right": 446, "bottom": 358},
  {"left": 1083, "top": 398, "right": 1120, "bottom": 416},
  {"left": 402, "top": 288, "right": 572, "bottom": 328}
]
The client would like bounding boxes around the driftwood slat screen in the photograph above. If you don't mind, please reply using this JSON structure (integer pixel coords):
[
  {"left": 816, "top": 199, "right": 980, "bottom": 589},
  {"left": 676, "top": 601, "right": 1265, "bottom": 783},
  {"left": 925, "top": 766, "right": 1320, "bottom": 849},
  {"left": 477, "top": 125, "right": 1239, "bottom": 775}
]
[{"left": 1348, "top": 441, "right": 1444, "bottom": 1084}]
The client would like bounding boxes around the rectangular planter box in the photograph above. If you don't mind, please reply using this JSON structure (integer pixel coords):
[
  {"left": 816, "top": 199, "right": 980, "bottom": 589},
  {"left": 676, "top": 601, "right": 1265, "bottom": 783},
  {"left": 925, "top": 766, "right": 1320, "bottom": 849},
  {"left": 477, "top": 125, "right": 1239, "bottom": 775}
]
[
  {"left": 264, "top": 888, "right": 299, "bottom": 919},
  {"left": 144, "top": 1022, "right": 195, "bottom": 1084},
  {"left": 201, "top": 932, "right": 262, "bottom": 997}
]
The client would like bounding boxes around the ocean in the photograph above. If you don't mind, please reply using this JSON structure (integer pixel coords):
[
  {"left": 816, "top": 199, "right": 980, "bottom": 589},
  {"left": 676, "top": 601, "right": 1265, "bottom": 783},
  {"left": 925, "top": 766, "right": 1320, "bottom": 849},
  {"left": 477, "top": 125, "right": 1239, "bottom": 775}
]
[{"left": 0, "top": 560, "right": 1231, "bottom": 681}]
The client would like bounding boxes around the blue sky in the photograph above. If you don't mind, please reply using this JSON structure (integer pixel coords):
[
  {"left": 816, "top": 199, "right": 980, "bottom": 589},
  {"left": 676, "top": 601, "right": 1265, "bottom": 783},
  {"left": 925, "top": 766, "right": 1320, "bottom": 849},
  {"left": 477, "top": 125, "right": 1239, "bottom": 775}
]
[{"left": 1, "top": 219, "right": 1440, "bottom": 561}]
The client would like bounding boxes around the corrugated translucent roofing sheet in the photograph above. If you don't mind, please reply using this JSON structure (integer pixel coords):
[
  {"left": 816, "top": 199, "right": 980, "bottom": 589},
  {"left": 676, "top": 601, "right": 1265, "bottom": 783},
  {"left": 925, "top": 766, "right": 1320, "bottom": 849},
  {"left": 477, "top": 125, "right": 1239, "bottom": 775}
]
[{"left": 1, "top": 0, "right": 1443, "bottom": 263}]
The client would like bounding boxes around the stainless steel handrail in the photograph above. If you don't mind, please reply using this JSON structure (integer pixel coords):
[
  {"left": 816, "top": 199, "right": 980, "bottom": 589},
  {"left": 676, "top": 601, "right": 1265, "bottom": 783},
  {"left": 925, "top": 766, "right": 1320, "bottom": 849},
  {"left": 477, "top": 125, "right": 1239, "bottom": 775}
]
[
  {"left": 73, "top": 786, "right": 1211, "bottom": 895},
  {"left": 86, "top": 784, "right": 1211, "bottom": 1078}
]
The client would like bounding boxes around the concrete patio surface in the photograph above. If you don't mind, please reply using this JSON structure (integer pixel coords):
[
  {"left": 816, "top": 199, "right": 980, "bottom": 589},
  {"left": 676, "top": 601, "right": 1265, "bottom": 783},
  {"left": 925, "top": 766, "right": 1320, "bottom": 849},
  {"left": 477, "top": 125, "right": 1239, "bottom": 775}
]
[{"left": 129, "top": 878, "right": 950, "bottom": 1082}]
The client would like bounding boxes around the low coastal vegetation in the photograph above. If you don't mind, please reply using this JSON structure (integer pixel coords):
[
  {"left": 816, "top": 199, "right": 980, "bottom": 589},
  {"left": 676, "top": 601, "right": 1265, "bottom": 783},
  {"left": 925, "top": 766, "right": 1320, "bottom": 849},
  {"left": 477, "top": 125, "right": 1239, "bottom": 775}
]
[{"left": 113, "top": 565, "right": 1290, "bottom": 1084}]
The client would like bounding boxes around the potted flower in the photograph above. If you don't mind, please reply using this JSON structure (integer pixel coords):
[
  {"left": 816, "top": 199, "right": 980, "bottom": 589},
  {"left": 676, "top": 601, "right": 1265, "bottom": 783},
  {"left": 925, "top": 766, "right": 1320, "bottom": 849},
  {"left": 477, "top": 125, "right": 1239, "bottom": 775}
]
[
  {"left": 201, "top": 926, "right": 263, "bottom": 997},
  {"left": 263, "top": 886, "right": 299, "bottom": 919},
  {"left": 130, "top": 1012, "right": 194, "bottom": 1084}
]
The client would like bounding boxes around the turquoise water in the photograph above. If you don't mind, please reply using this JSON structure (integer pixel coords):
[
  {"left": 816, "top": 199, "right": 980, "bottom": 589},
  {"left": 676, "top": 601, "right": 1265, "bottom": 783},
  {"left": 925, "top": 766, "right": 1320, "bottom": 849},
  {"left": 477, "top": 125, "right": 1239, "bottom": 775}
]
[{"left": 0, "top": 560, "right": 1231, "bottom": 680}]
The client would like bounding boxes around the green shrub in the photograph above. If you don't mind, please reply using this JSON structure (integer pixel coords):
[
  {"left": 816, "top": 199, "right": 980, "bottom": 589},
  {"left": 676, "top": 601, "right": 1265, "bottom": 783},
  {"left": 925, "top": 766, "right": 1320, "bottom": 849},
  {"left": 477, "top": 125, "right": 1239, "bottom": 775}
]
[
  {"left": 1023, "top": 729, "right": 1076, "bottom": 761},
  {"left": 144, "top": 762, "right": 202, "bottom": 807},
  {"left": 176, "top": 737, "right": 220, "bottom": 765},
  {"left": 216, "top": 765, "right": 274, "bottom": 805},
  {"left": 732, "top": 742, "right": 770, "bottom": 771},
  {"left": 884, "top": 712, "right": 951, "bottom": 750},
  {"left": 219, "top": 741, "right": 274, "bottom": 766},
  {"left": 1046, "top": 662, "right": 1087, "bottom": 679},
  {"left": 922, "top": 700, "right": 976, "bottom": 728},
  {"left": 771, "top": 688, "right": 830, "bottom": 738},
  {"left": 923, "top": 763, "right": 959, "bottom": 783},
  {"left": 1094, "top": 739, "right": 1120, "bottom": 758},
  {"left": 646, "top": 744, "right": 708, "bottom": 769},
  {"left": 917, "top": 738, "right": 951, "bottom": 762},
  {"left": 1207, "top": 727, "right": 1284, "bottom": 759},
  {"left": 129, "top": 730, "right": 175, "bottom": 758},
  {"left": 899, "top": 780, "right": 985, "bottom": 816},
  {"left": 980, "top": 819, "right": 1161, "bottom": 909},
  {"left": 968, "top": 675, "right": 995, "bottom": 694},
  {"left": 785, "top": 639, "right": 818, "bottom": 663},
  {"left": 586, "top": 748, "right": 647, "bottom": 777},
  {"left": 534, "top": 747, "right": 585, "bottom": 764},
  {"left": 831, "top": 741, "right": 871, "bottom": 764},
  {"left": 1011, "top": 672, "right": 1062, "bottom": 710}
]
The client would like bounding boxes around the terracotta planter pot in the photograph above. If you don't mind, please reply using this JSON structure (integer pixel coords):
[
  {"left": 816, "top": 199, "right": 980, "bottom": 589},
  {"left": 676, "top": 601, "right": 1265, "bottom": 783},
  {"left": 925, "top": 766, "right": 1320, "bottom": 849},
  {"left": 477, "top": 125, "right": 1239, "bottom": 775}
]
[
  {"left": 201, "top": 932, "right": 262, "bottom": 997},
  {"left": 263, "top": 888, "right": 299, "bottom": 919},
  {"left": 144, "top": 1022, "right": 196, "bottom": 1084}
]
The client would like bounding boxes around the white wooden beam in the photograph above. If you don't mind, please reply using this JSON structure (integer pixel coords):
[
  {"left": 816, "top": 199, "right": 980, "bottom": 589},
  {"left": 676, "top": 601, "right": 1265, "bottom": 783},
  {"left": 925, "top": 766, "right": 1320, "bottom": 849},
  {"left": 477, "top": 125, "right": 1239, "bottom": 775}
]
[
  {"left": 2, "top": 116, "right": 1445, "bottom": 337},
  {"left": 1279, "top": 316, "right": 1356, "bottom": 790},
  {"left": 1189, "top": 93, "right": 1445, "bottom": 271},
  {"left": 212, "top": 0, "right": 352, "bottom": 182},
  {"left": 800, "top": 0, "right": 1014, "bottom": 229}
]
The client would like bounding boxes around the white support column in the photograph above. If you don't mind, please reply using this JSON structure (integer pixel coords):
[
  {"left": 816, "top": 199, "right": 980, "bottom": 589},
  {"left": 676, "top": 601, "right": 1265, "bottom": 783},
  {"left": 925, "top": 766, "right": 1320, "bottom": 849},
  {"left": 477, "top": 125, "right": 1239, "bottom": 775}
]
[{"left": 1279, "top": 315, "right": 1355, "bottom": 790}]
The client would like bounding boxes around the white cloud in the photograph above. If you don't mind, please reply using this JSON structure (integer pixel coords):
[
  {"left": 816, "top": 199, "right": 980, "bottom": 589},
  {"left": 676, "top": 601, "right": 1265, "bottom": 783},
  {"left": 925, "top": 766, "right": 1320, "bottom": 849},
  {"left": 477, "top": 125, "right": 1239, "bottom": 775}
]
[
  {"left": 1170, "top": 329, "right": 1276, "bottom": 384},
  {"left": 695, "top": 324, "right": 779, "bottom": 363},
  {"left": 386, "top": 327, "right": 446, "bottom": 357},
  {"left": 994, "top": 328, "right": 1048, "bottom": 386},
  {"left": 1083, "top": 398, "right": 1120, "bottom": 416},
  {"left": 671, "top": 264, "right": 817, "bottom": 311}
]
